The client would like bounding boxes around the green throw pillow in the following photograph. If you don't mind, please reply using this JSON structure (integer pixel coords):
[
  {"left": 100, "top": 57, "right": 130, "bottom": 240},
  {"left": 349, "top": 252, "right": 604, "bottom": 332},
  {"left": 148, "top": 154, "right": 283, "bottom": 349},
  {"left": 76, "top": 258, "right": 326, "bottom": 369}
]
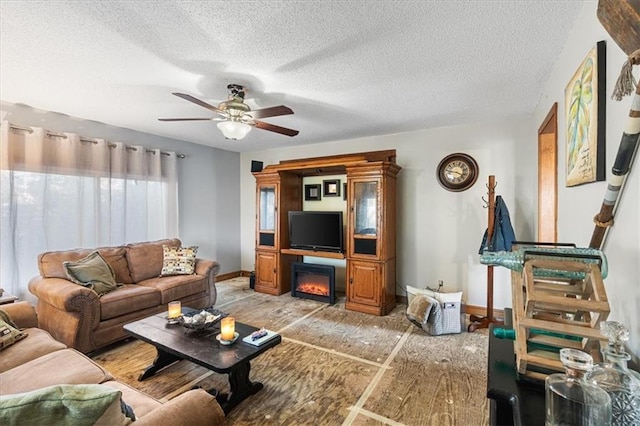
[
  {"left": 63, "top": 251, "right": 120, "bottom": 296},
  {"left": 160, "top": 245, "right": 198, "bottom": 276},
  {"left": 0, "top": 319, "right": 27, "bottom": 351},
  {"left": 0, "top": 384, "right": 134, "bottom": 425}
]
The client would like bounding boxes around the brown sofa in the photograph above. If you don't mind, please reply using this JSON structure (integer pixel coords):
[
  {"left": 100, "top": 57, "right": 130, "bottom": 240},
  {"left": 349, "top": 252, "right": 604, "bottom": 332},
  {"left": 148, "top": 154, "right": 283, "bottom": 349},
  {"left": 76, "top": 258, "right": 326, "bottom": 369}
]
[
  {"left": 28, "top": 238, "right": 220, "bottom": 354},
  {"left": 0, "top": 301, "right": 225, "bottom": 425}
]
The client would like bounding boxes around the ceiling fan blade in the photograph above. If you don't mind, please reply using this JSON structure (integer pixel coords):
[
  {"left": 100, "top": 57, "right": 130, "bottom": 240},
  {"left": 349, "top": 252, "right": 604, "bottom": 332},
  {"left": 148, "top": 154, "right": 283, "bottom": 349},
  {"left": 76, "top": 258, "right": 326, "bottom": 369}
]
[
  {"left": 172, "top": 92, "right": 223, "bottom": 114},
  {"left": 250, "top": 105, "right": 294, "bottom": 119},
  {"left": 254, "top": 120, "right": 299, "bottom": 137},
  {"left": 158, "top": 118, "right": 212, "bottom": 121}
]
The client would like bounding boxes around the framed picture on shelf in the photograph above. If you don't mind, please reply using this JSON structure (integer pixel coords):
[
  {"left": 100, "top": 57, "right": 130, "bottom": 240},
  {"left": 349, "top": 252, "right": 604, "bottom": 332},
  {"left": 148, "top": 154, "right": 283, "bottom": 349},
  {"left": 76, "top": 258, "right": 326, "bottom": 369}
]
[
  {"left": 323, "top": 179, "right": 341, "bottom": 197},
  {"left": 565, "top": 40, "right": 606, "bottom": 187},
  {"left": 304, "top": 184, "right": 322, "bottom": 201}
]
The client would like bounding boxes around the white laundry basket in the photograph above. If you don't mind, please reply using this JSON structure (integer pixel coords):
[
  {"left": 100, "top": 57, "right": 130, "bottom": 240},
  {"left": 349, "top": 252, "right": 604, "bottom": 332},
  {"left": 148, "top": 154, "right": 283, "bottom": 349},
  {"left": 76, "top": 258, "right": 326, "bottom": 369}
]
[{"left": 406, "top": 285, "right": 464, "bottom": 335}]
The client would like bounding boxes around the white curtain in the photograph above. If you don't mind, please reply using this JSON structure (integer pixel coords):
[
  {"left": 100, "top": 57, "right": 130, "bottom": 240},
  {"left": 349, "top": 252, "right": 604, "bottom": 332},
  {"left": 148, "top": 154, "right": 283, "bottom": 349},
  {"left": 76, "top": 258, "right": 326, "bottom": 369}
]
[{"left": 0, "top": 121, "right": 178, "bottom": 301}]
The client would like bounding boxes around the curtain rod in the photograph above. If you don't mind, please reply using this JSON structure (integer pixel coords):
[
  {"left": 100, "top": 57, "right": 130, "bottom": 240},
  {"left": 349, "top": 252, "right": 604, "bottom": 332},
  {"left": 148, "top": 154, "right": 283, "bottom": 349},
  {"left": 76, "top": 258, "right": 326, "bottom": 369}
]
[{"left": 7, "top": 124, "right": 185, "bottom": 159}]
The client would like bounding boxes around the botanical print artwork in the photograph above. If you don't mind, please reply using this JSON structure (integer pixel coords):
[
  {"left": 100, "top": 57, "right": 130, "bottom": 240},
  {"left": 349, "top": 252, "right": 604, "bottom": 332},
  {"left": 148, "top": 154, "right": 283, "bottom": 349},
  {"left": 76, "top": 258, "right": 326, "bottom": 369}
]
[{"left": 565, "top": 43, "right": 604, "bottom": 187}]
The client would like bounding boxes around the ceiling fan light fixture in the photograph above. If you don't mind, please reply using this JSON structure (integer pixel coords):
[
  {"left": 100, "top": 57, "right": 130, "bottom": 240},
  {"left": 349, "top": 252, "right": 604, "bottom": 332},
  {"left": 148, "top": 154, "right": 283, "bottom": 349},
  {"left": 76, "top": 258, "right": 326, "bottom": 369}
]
[
  {"left": 217, "top": 120, "right": 252, "bottom": 140},
  {"left": 163, "top": 87, "right": 297, "bottom": 138}
]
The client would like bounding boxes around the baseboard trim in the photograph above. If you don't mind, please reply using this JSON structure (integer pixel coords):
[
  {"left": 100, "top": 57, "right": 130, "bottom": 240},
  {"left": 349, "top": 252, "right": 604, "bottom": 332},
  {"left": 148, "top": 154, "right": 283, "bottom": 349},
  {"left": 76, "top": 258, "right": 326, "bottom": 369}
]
[
  {"left": 215, "top": 271, "right": 245, "bottom": 281},
  {"left": 464, "top": 305, "right": 505, "bottom": 320},
  {"left": 223, "top": 279, "right": 506, "bottom": 319}
]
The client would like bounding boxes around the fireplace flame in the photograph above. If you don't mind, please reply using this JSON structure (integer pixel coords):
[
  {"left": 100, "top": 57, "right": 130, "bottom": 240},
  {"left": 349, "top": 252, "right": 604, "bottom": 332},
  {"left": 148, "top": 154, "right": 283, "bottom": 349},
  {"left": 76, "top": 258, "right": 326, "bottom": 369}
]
[{"left": 297, "top": 282, "right": 329, "bottom": 296}]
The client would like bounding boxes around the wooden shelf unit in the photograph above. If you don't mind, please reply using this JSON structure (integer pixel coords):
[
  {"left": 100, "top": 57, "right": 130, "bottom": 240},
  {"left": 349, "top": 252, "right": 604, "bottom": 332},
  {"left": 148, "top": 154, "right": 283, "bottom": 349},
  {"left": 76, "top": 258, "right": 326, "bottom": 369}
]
[
  {"left": 280, "top": 248, "right": 346, "bottom": 259},
  {"left": 252, "top": 150, "right": 400, "bottom": 315}
]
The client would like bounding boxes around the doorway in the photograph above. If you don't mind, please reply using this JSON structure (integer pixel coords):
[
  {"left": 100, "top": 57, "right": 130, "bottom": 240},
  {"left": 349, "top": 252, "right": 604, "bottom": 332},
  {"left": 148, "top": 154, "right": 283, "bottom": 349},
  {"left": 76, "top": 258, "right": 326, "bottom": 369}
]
[{"left": 538, "top": 103, "right": 558, "bottom": 242}]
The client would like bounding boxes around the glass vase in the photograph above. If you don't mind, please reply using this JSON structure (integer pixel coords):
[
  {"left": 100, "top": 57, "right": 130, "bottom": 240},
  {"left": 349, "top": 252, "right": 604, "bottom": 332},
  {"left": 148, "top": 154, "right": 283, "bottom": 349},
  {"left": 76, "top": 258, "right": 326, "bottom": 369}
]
[
  {"left": 545, "top": 348, "right": 611, "bottom": 426},
  {"left": 585, "top": 321, "right": 640, "bottom": 426}
]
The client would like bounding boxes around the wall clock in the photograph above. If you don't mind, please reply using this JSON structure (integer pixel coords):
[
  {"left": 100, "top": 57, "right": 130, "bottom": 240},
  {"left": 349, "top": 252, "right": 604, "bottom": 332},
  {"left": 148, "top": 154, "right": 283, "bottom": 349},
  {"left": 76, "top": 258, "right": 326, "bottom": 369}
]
[{"left": 436, "top": 153, "right": 479, "bottom": 192}]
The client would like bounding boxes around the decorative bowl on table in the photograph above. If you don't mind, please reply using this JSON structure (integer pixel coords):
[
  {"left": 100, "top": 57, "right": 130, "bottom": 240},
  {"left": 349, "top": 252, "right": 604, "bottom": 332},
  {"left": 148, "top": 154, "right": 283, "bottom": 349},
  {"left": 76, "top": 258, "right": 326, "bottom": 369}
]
[{"left": 178, "top": 308, "right": 228, "bottom": 331}]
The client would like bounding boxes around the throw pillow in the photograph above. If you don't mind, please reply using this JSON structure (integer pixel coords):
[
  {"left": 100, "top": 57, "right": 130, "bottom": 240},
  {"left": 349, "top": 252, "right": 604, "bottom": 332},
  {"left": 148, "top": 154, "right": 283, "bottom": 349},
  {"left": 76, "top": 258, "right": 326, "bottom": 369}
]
[
  {"left": 63, "top": 251, "right": 120, "bottom": 296},
  {"left": 160, "top": 245, "right": 198, "bottom": 276},
  {"left": 0, "top": 308, "right": 18, "bottom": 329},
  {"left": 406, "top": 294, "right": 436, "bottom": 329},
  {"left": 0, "top": 319, "right": 27, "bottom": 351},
  {"left": 0, "top": 384, "right": 134, "bottom": 425}
]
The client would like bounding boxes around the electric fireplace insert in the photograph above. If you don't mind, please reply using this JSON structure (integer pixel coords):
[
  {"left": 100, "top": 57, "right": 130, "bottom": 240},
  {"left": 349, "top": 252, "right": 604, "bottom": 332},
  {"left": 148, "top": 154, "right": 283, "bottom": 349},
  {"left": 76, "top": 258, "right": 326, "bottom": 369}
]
[{"left": 291, "top": 262, "right": 336, "bottom": 304}]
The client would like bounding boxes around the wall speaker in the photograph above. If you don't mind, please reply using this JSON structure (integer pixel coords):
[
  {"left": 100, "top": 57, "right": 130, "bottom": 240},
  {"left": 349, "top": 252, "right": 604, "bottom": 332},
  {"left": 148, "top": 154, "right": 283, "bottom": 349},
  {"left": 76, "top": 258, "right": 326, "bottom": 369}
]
[{"left": 251, "top": 160, "right": 263, "bottom": 173}]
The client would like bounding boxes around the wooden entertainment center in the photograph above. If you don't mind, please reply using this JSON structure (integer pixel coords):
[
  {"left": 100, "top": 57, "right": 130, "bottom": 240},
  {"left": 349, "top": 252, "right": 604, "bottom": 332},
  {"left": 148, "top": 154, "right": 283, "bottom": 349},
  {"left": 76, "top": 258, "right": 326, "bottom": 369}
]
[{"left": 252, "top": 150, "right": 401, "bottom": 315}]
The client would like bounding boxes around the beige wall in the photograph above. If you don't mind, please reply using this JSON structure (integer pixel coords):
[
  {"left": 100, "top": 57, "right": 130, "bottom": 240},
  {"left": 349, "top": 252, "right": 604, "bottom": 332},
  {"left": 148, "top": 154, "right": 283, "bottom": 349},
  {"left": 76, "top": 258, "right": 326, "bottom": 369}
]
[{"left": 241, "top": 117, "right": 534, "bottom": 311}]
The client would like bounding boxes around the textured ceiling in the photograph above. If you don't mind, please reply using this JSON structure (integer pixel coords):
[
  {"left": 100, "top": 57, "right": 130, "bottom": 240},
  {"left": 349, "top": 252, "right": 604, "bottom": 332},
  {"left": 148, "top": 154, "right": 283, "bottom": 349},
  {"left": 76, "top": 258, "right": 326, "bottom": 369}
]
[{"left": 0, "top": 1, "right": 585, "bottom": 153}]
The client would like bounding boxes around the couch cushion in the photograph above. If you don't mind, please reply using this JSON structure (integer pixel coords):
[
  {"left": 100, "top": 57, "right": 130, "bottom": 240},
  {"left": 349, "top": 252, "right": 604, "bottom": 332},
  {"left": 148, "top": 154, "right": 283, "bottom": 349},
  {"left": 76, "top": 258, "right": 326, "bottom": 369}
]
[
  {"left": 0, "top": 348, "right": 113, "bottom": 395},
  {"left": 0, "top": 302, "right": 38, "bottom": 329},
  {"left": 64, "top": 251, "right": 121, "bottom": 297},
  {"left": 0, "top": 327, "right": 66, "bottom": 373},
  {"left": 39, "top": 246, "right": 133, "bottom": 284},
  {"left": 126, "top": 239, "right": 181, "bottom": 282},
  {"left": 0, "top": 384, "right": 131, "bottom": 426},
  {"left": 138, "top": 275, "right": 207, "bottom": 304},
  {"left": 99, "top": 285, "right": 162, "bottom": 321}
]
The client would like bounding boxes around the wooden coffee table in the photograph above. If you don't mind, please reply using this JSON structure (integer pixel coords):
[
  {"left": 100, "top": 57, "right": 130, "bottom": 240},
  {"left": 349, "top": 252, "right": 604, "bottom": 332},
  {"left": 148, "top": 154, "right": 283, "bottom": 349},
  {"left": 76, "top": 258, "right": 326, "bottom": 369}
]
[{"left": 123, "top": 309, "right": 281, "bottom": 414}]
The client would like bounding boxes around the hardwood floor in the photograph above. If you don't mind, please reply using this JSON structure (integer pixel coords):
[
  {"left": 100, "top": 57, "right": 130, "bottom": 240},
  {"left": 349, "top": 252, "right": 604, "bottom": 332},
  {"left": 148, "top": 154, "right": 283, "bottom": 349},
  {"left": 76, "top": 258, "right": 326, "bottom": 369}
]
[{"left": 92, "top": 277, "right": 490, "bottom": 425}]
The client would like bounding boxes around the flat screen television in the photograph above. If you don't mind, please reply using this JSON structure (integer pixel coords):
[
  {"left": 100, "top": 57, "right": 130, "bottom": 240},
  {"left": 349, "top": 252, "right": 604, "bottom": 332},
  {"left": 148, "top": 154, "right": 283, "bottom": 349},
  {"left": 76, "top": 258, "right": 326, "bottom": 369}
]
[{"left": 288, "top": 211, "right": 344, "bottom": 253}]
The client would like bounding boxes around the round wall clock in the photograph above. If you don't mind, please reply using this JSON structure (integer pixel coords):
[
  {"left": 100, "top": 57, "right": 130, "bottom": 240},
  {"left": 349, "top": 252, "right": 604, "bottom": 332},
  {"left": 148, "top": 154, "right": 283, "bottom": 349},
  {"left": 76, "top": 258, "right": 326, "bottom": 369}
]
[{"left": 436, "top": 153, "right": 479, "bottom": 192}]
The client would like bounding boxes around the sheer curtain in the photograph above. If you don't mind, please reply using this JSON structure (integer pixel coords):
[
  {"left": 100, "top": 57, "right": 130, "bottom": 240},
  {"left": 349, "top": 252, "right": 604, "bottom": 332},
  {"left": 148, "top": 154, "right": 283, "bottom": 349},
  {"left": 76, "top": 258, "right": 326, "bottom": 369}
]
[{"left": 0, "top": 121, "right": 178, "bottom": 301}]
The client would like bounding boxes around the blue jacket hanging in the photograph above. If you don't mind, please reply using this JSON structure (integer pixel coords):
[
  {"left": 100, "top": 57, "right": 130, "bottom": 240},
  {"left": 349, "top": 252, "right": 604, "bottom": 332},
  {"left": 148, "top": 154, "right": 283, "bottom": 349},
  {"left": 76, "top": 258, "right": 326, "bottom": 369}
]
[{"left": 478, "top": 195, "right": 516, "bottom": 254}]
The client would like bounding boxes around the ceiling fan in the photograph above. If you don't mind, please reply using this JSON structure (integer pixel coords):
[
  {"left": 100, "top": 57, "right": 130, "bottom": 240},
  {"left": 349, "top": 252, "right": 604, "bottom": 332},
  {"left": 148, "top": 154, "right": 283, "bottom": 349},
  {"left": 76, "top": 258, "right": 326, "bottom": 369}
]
[{"left": 159, "top": 84, "right": 299, "bottom": 140}]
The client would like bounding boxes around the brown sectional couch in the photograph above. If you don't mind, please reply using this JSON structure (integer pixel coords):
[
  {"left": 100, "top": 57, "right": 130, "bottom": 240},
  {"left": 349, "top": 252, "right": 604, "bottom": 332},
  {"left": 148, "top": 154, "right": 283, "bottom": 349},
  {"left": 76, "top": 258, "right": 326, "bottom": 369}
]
[
  {"left": 28, "top": 238, "right": 220, "bottom": 353},
  {"left": 0, "top": 302, "right": 224, "bottom": 425}
]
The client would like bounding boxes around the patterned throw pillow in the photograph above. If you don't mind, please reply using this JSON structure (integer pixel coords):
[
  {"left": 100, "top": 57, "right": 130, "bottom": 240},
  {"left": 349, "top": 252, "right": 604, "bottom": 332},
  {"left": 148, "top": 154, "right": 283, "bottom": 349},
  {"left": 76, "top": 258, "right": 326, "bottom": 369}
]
[
  {"left": 0, "top": 309, "right": 18, "bottom": 329},
  {"left": 0, "top": 319, "right": 27, "bottom": 351},
  {"left": 160, "top": 245, "right": 198, "bottom": 276}
]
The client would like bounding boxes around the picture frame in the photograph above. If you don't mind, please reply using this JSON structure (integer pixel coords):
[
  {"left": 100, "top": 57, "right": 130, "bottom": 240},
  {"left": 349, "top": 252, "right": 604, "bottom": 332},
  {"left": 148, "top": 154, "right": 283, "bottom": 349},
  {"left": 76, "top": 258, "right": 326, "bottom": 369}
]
[
  {"left": 323, "top": 179, "right": 341, "bottom": 197},
  {"left": 565, "top": 40, "right": 606, "bottom": 187},
  {"left": 304, "top": 184, "right": 322, "bottom": 201}
]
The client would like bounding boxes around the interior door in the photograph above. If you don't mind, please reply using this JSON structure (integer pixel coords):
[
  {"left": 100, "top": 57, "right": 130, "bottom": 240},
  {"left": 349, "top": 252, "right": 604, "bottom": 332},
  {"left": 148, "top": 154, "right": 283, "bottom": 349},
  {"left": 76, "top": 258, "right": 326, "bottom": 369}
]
[{"left": 538, "top": 103, "right": 558, "bottom": 243}]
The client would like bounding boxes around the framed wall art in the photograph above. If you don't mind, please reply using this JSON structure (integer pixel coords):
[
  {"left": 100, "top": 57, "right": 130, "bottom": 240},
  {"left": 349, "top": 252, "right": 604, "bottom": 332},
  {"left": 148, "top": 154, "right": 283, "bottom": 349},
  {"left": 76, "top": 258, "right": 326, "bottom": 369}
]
[
  {"left": 323, "top": 179, "right": 341, "bottom": 197},
  {"left": 304, "top": 184, "right": 322, "bottom": 201},
  {"left": 565, "top": 40, "right": 606, "bottom": 187}
]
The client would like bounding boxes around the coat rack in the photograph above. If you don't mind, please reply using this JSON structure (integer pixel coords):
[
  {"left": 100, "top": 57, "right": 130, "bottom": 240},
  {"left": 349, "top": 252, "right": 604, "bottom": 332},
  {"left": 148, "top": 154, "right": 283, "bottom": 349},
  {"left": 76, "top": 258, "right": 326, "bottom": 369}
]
[{"left": 469, "top": 175, "right": 504, "bottom": 332}]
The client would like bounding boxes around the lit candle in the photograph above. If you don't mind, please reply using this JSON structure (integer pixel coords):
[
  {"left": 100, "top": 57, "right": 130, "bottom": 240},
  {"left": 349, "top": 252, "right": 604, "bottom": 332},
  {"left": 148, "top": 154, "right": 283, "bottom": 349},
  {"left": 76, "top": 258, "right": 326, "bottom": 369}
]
[
  {"left": 220, "top": 317, "right": 235, "bottom": 341},
  {"left": 168, "top": 301, "right": 181, "bottom": 319}
]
